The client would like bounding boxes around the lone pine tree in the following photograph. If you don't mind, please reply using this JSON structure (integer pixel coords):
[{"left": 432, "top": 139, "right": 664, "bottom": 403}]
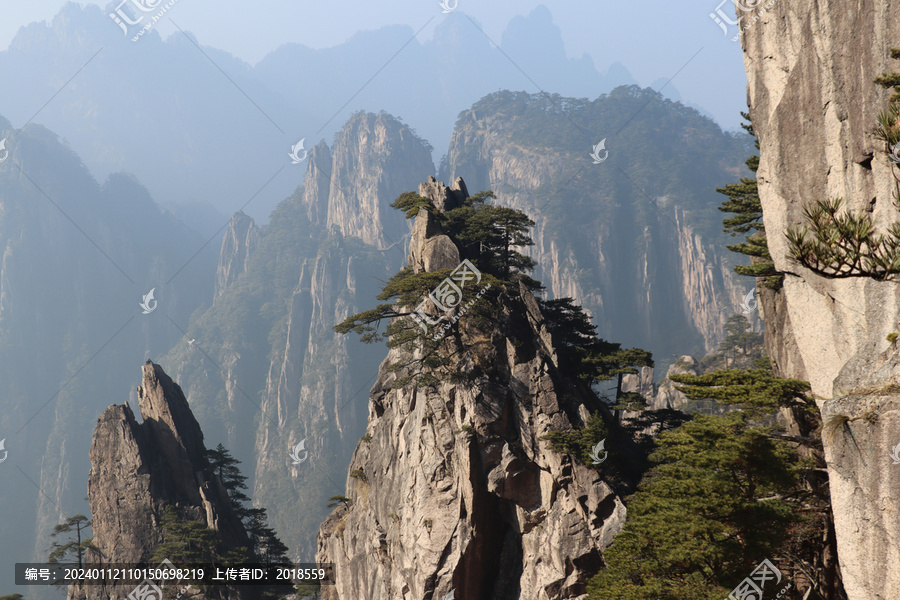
[{"left": 717, "top": 112, "right": 782, "bottom": 288}]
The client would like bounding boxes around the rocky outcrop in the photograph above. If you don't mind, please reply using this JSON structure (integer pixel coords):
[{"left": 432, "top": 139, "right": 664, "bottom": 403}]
[
  {"left": 742, "top": 2, "right": 900, "bottom": 598},
  {"left": 215, "top": 211, "right": 259, "bottom": 302},
  {"left": 652, "top": 356, "right": 698, "bottom": 411},
  {"left": 620, "top": 356, "right": 697, "bottom": 415},
  {"left": 71, "top": 362, "right": 248, "bottom": 600},
  {"left": 407, "top": 177, "right": 467, "bottom": 273},
  {"left": 316, "top": 177, "right": 625, "bottom": 600},
  {"left": 319, "top": 112, "right": 435, "bottom": 248}
]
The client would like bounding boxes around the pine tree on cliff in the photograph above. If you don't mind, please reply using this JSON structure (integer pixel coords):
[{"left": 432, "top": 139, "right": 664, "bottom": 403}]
[
  {"left": 149, "top": 506, "right": 248, "bottom": 600},
  {"left": 785, "top": 49, "right": 900, "bottom": 281},
  {"left": 337, "top": 189, "right": 543, "bottom": 387},
  {"left": 665, "top": 365, "right": 841, "bottom": 598},
  {"left": 150, "top": 506, "right": 227, "bottom": 565},
  {"left": 336, "top": 188, "right": 652, "bottom": 394},
  {"left": 587, "top": 412, "right": 800, "bottom": 599},
  {"left": 205, "top": 444, "right": 291, "bottom": 567},
  {"left": 339, "top": 185, "right": 656, "bottom": 504},
  {"left": 47, "top": 514, "right": 98, "bottom": 586},
  {"left": 717, "top": 112, "right": 782, "bottom": 288},
  {"left": 540, "top": 296, "right": 653, "bottom": 415},
  {"left": 206, "top": 443, "right": 252, "bottom": 518},
  {"left": 703, "top": 314, "right": 764, "bottom": 369}
]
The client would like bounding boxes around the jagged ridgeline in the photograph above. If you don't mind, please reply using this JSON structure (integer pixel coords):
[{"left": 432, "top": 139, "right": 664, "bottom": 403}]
[
  {"left": 443, "top": 88, "right": 755, "bottom": 367},
  {"left": 321, "top": 176, "right": 652, "bottom": 599}
]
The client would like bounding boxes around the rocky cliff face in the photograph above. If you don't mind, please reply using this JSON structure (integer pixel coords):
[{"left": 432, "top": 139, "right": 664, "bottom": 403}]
[
  {"left": 70, "top": 362, "right": 247, "bottom": 600},
  {"left": 316, "top": 177, "right": 625, "bottom": 600},
  {"left": 166, "top": 111, "right": 434, "bottom": 562},
  {"left": 443, "top": 90, "right": 750, "bottom": 366},
  {"left": 742, "top": 2, "right": 900, "bottom": 598},
  {"left": 322, "top": 112, "right": 436, "bottom": 248},
  {"left": 215, "top": 211, "right": 259, "bottom": 302}
]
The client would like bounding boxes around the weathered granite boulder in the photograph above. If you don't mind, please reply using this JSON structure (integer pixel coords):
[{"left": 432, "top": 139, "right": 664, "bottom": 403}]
[{"left": 653, "top": 356, "right": 697, "bottom": 411}]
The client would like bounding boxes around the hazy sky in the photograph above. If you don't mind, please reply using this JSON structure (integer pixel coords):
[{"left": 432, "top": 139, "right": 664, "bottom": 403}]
[{"left": 0, "top": 0, "right": 750, "bottom": 130}]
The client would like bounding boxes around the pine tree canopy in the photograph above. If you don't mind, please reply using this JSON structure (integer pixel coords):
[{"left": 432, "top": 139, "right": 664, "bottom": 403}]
[{"left": 587, "top": 413, "right": 799, "bottom": 599}]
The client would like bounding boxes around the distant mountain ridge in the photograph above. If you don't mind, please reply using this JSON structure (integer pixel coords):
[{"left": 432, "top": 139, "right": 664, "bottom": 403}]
[
  {"left": 444, "top": 88, "right": 754, "bottom": 368},
  {"left": 0, "top": 3, "right": 654, "bottom": 225}
]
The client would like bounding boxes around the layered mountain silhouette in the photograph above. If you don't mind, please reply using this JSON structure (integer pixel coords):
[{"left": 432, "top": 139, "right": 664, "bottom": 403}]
[{"left": 0, "top": 3, "right": 652, "bottom": 224}]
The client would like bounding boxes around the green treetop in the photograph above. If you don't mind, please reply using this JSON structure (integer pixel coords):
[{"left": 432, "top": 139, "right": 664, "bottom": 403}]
[
  {"left": 667, "top": 362, "right": 841, "bottom": 596},
  {"left": 587, "top": 412, "right": 799, "bottom": 599},
  {"left": 48, "top": 514, "right": 97, "bottom": 586},
  {"left": 717, "top": 113, "right": 782, "bottom": 288},
  {"left": 786, "top": 48, "right": 900, "bottom": 281}
]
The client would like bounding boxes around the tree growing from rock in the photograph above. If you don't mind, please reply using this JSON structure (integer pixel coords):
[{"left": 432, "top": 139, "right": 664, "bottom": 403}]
[
  {"left": 48, "top": 514, "right": 97, "bottom": 588},
  {"left": 336, "top": 189, "right": 539, "bottom": 386},
  {"left": 668, "top": 365, "right": 843, "bottom": 598},
  {"left": 786, "top": 49, "right": 900, "bottom": 281},
  {"left": 587, "top": 413, "right": 799, "bottom": 599},
  {"left": 700, "top": 314, "right": 764, "bottom": 370},
  {"left": 540, "top": 296, "right": 653, "bottom": 414},
  {"left": 205, "top": 444, "right": 291, "bottom": 568},
  {"left": 150, "top": 506, "right": 227, "bottom": 565},
  {"left": 717, "top": 112, "right": 782, "bottom": 288},
  {"left": 338, "top": 188, "right": 653, "bottom": 397}
]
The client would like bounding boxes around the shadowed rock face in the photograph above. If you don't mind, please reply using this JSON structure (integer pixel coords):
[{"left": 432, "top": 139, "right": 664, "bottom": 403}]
[
  {"left": 72, "top": 362, "right": 249, "bottom": 600},
  {"left": 215, "top": 211, "right": 259, "bottom": 303},
  {"left": 742, "top": 2, "right": 900, "bottom": 598},
  {"left": 316, "top": 177, "right": 625, "bottom": 600}
]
